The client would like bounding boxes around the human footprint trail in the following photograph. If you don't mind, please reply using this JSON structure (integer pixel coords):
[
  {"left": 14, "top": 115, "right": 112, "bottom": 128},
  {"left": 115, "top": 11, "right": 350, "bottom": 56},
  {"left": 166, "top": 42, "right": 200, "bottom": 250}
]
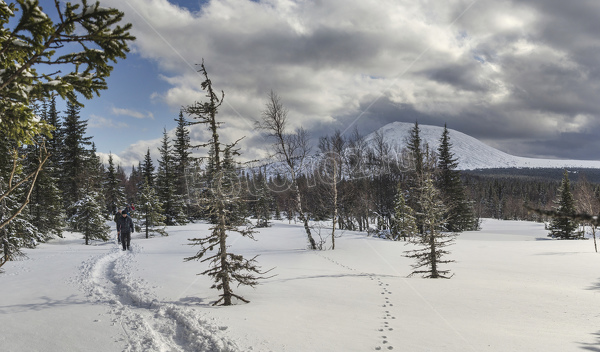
[{"left": 76, "top": 245, "right": 238, "bottom": 352}]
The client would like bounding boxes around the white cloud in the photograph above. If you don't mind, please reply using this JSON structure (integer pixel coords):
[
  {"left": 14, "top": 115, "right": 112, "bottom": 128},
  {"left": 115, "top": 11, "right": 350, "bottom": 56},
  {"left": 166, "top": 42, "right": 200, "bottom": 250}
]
[
  {"left": 111, "top": 107, "right": 155, "bottom": 119},
  {"left": 98, "top": 0, "right": 600, "bottom": 160},
  {"left": 88, "top": 114, "right": 127, "bottom": 129}
]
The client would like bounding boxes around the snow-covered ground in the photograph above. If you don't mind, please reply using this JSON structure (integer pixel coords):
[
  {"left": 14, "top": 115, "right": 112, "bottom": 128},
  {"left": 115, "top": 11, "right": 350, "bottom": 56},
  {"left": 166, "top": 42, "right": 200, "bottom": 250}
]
[{"left": 1, "top": 219, "right": 599, "bottom": 351}]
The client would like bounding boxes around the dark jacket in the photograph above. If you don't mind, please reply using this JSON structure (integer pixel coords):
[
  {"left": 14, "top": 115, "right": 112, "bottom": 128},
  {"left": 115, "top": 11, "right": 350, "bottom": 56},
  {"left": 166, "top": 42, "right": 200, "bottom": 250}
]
[{"left": 117, "top": 215, "right": 134, "bottom": 235}]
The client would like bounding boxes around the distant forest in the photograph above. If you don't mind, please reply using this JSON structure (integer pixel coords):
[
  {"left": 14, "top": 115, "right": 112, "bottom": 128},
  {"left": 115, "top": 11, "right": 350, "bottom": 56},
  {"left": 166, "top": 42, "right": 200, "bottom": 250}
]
[
  {"left": 464, "top": 168, "right": 600, "bottom": 183},
  {"left": 462, "top": 168, "right": 600, "bottom": 221}
]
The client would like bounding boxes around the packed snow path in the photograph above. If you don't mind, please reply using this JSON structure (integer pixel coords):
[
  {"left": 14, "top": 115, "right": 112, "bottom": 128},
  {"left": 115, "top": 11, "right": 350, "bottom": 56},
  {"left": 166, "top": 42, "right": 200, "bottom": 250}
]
[{"left": 76, "top": 242, "right": 238, "bottom": 352}]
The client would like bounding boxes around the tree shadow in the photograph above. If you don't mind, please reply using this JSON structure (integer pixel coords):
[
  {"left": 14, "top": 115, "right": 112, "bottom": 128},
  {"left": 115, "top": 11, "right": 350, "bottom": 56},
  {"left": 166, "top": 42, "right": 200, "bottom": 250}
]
[
  {"left": 178, "top": 296, "right": 205, "bottom": 305},
  {"left": 0, "top": 294, "right": 87, "bottom": 314},
  {"left": 579, "top": 331, "right": 600, "bottom": 351},
  {"left": 585, "top": 278, "right": 600, "bottom": 291}
]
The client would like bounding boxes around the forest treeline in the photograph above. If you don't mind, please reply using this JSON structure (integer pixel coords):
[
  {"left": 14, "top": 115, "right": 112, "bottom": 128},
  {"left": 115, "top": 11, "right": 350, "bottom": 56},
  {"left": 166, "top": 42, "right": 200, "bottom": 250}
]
[{"left": 4, "top": 92, "right": 600, "bottom": 270}]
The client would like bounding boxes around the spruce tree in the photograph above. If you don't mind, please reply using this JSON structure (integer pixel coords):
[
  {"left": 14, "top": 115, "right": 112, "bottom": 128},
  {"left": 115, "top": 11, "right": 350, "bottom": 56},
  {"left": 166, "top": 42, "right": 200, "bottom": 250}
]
[
  {"left": 406, "top": 121, "right": 424, "bottom": 177},
  {"left": 0, "top": 1, "right": 133, "bottom": 240},
  {"left": 392, "top": 185, "right": 417, "bottom": 241},
  {"left": 548, "top": 170, "right": 579, "bottom": 239},
  {"left": 183, "top": 61, "right": 268, "bottom": 306},
  {"left": 125, "top": 164, "right": 141, "bottom": 202},
  {"left": 221, "top": 148, "right": 245, "bottom": 226},
  {"left": 173, "top": 110, "right": 192, "bottom": 200},
  {"left": 46, "top": 96, "right": 63, "bottom": 175},
  {"left": 25, "top": 134, "right": 64, "bottom": 239},
  {"left": 67, "top": 187, "right": 110, "bottom": 245},
  {"left": 24, "top": 100, "right": 64, "bottom": 239},
  {"left": 104, "top": 153, "right": 126, "bottom": 215},
  {"left": 0, "top": 1, "right": 133, "bottom": 146},
  {"left": 254, "top": 170, "right": 273, "bottom": 228},
  {"left": 436, "top": 125, "right": 477, "bottom": 232},
  {"left": 156, "top": 129, "right": 187, "bottom": 225},
  {"left": 60, "top": 101, "right": 93, "bottom": 214},
  {"left": 404, "top": 171, "right": 457, "bottom": 278},
  {"left": 137, "top": 178, "right": 167, "bottom": 238},
  {"left": 405, "top": 121, "right": 425, "bottom": 234},
  {"left": 141, "top": 148, "right": 156, "bottom": 188},
  {"left": 0, "top": 139, "right": 44, "bottom": 269}
]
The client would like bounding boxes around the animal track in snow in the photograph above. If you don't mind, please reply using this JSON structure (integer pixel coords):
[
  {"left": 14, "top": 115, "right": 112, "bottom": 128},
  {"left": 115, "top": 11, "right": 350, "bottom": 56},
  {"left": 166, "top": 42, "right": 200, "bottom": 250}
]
[{"left": 374, "top": 277, "right": 397, "bottom": 351}]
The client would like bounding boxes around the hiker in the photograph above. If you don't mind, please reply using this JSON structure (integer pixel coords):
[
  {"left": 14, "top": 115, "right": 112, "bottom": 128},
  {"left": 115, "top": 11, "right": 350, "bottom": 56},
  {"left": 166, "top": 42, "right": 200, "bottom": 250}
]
[
  {"left": 114, "top": 209, "right": 122, "bottom": 244},
  {"left": 117, "top": 209, "right": 134, "bottom": 251},
  {"left": 125, "top": 202, "right": 135, "bottom": 214}
]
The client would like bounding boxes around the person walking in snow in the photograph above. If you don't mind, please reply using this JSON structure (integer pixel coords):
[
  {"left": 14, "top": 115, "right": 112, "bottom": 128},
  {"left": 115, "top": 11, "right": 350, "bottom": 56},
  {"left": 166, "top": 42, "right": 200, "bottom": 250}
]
[
  {"left": 117, "top": 209, "right": 134, "bottom": 251},
  {"left": 125, "top": 202, "right": 135, "bottom": 214}
]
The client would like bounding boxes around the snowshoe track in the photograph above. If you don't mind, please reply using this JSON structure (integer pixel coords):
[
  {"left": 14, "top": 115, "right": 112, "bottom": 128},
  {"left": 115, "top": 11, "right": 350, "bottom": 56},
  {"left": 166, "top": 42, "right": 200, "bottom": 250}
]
[{"left": 77, "top": 244, "right": 238, "bottom": 352}]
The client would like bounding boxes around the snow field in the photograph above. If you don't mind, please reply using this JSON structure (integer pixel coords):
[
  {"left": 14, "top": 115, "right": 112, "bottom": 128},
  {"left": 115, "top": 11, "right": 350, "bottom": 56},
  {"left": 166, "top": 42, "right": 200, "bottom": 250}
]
[{"left": 1, "top": 218, "right": 599, "bottom": 351}]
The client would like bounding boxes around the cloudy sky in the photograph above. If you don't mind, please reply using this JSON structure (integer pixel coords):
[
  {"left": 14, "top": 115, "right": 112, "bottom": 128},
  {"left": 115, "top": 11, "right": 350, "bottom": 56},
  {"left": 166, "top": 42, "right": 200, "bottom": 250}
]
[{"left": 65, "top": 0, "right": 600, "bottom": 168}]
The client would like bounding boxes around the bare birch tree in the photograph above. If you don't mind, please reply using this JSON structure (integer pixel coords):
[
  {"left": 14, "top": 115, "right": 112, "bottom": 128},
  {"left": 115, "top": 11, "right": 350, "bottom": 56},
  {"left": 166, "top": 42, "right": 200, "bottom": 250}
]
[{"left": 256, "top": 91, "right": 318, "bottom": 250}]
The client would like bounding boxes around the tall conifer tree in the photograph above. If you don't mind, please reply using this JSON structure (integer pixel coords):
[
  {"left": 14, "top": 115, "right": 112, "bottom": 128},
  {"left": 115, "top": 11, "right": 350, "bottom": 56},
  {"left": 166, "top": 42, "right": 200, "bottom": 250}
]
[
  {"left": 184, "top": 62, "right": 267, "bottom": 306},
  {"left": 141, "top": 148, "right": 155, "bottom": 188},
  {"left": 405, "top": 121, "right": 425, "bottom": 234},
  {"left": 60, "top": 101, "right": 93, "bottom": 214},
  {"left": 392, "top": 185, "right": 417, "bottom": 241},
  {"left": 156, "top": 129, "right": 187, "bottom": 225},
  {"left": 436, "top": 125, "right": 477, "bottom": 232},
  {"left": 548, "top": 170, "right": 579, "bottom": 239},
  {"left": 67, "top": 187, "right": 110, "bottom": 245},
  {"left": 26, "top": 101, "right": 64, "bottom": 239},
  {"left": 173, "top": 110, "right": 192, "bottom": 199},
  {"left": 137, "top": 179, "right": 167, "bottom": 238},
  {"left": 104, "top": 153, "right": 126, "bottom": 215}
]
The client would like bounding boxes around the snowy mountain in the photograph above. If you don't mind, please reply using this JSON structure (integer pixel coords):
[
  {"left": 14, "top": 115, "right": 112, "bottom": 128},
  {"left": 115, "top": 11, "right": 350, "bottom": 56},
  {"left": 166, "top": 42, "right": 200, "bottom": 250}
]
[{"left": 365, "top": 122, "right": 600, "bottom": 170}]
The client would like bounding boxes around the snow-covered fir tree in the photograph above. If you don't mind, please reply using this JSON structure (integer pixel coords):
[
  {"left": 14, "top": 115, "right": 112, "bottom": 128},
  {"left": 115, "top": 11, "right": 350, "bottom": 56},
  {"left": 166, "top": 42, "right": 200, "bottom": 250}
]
[
  {"left": 26, "top": 101, "right": 64, "bottom": 239},
  {"left": 0, "top": 140, "right": 45, "bottom": 269},
  {"left": 137, "top": 179, "right": 167, "bottom": 238},
  {"left": 67, "top": 186, "right": 110, "bottom": 245},
  {"left": 25, "top": 141, "right": 64, "bottom": 240},
  {"left": 0, "top": 0, "right": 133, "bottom": 146},
  {"left": 183, "top": 62, "right": 268, "bottom": 306},
  {"left": 548, "top": 170, "right": 579, "bottom": 239}
]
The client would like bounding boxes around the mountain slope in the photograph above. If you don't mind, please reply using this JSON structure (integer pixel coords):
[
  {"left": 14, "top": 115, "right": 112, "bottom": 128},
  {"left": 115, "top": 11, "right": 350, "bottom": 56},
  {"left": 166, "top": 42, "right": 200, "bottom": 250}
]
[{"left": 365, "top": 122, "right": 600, "bottom": 170}]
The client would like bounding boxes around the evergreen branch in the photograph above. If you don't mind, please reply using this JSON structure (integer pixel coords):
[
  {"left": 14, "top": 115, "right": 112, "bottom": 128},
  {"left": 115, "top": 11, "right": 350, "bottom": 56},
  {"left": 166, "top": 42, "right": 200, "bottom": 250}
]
[{"left": 0, "top": 145, "right": 50, "bottom": 232}]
